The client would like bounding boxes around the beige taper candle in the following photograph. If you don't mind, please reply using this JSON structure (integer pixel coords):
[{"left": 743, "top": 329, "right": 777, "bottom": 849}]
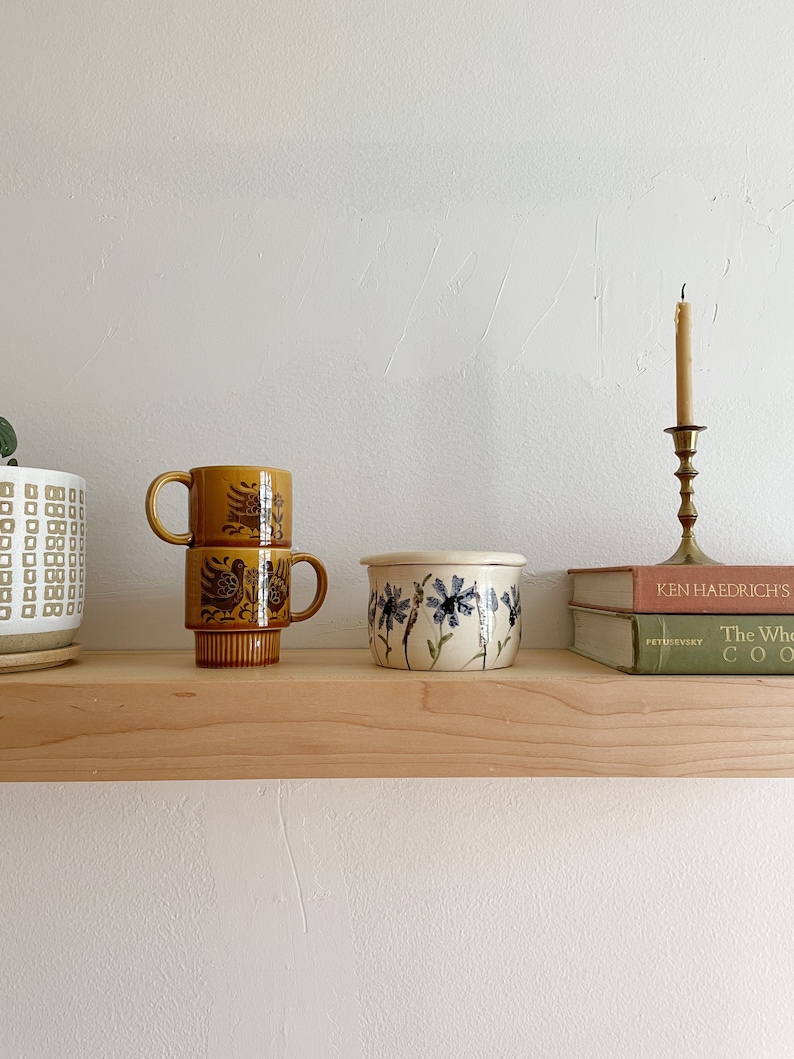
[{"left": 675, "top": 290, "right": 693, "bottom": 425}]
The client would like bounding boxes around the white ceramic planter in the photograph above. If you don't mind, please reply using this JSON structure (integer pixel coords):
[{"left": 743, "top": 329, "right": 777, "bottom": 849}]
[
  {"left": 0, "top": 467, "right": 86, "bottom": 653},
  {"left": 361, "top": 551, "right": 526, "bottom": 671}
]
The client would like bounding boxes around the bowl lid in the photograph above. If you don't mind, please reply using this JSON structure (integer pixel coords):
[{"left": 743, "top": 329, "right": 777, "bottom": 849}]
[{"left": 360, "top": 550, "right": 527, "bottom": 567}]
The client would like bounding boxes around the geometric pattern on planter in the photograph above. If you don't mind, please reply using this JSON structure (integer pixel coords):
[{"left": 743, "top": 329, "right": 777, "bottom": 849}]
[{"left": 0, "top": 477, "right": 86, "bottom": 625}]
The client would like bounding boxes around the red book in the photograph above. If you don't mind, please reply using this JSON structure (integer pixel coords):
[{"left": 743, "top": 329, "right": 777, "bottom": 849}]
[{"left": 568, "top": 565, "right": 794, "bottom": 614}]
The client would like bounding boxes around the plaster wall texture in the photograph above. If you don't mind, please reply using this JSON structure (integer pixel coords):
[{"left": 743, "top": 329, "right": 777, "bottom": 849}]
[{"left": 2, "top": 0, "right": 794, "bottom": 1055}]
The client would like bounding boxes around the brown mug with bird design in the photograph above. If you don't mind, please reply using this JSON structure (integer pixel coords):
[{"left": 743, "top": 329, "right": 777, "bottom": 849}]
[
  {"left": 184, "top": 547, "right": 328, "bottom": 667},
  {"left": 146, "top": 465, "right": 292, "bottom": 548}
]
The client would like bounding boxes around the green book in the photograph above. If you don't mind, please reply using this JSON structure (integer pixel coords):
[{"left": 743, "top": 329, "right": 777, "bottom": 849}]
[{"left": 570, "top": 606, "right": 794, "bottom": 674}]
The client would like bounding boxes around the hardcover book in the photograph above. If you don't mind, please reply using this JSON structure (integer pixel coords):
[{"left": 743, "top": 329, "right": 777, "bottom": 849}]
[
  {"left": 570, "top": 606, "right": 794, "bottom": 674},
  {"left": 568, "top": 565, "right": 794, "bottom": 614}
]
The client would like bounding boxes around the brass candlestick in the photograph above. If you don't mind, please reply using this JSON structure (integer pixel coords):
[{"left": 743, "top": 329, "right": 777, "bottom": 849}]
[{"left": 658, "top": 425, "right": 723, "bottom": 566}]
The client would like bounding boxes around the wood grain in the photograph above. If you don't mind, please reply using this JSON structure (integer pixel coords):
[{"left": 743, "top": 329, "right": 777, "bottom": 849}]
[{"left": 1, "top": 649, "right": 794, "bottom": 779}]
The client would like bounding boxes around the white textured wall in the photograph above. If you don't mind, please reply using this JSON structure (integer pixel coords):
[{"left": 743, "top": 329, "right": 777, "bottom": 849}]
[
  {"left": 3, "top": 0, "right": 794, "bottom": 1055},
  {"left": 3, "top": 780, "right": 794, "bottom": 1058}
]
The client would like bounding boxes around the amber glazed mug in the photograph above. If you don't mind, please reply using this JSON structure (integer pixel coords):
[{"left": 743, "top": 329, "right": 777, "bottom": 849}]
[
  {"left": 185, "top": 546, "right": 327, "bottom": 667},
  {"left": 146, "top": 465, "right": 292, "bottom": 548}
]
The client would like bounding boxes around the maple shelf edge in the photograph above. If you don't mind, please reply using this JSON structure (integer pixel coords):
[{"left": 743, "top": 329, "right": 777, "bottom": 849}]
[{"left": 1, "top": 648, "right": 793, "bottom": 779}]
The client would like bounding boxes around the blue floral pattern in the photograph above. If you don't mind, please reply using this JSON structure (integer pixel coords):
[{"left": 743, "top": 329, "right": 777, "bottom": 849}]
[
  {"left": 422, "top": 576, "right": 479, "bottom": 668},
  {"left": 378, "top": 583, "right": 411, "bottom": 631},
  {"left": 426, "top": 576, "right": 476, "bottom": 628},
  {"left": 369, "top": 569, "right": 521, "bottom": 670},
  {"left": 370, "top": 582, "right": 411, "bottom": 664},
  {"left": 501, "top": 585, "right": 521, "bottom": 628}
]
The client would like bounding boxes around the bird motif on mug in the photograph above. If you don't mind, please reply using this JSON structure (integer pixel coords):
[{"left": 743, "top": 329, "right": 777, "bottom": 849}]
[
  {"left": 200, "top": 556, "right": 248, "bottom": 621},
  {"left": 224, "top": 481, "right": 269, "bottom": 538},
  {"left": 223, "top": 482, "right": 284, "bottom": 541},
  {"left": 266, "top": 557, "right": 289, "bottom": 614}
]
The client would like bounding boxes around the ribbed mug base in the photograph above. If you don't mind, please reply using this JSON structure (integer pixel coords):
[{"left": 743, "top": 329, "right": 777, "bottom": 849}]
[{"left": 193, "top": 629, "right": 281, "bottom": 668}]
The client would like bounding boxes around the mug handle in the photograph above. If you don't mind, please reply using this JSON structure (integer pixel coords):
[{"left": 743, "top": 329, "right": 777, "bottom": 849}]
[
  {"left": 289, "top": 553, "right": 329, "bottom": 623},
  {"left": 145, "top": 471, "right": 194, "bottom": 546}
]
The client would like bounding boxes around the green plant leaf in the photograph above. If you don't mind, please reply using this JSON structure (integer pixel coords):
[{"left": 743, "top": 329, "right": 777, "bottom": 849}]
[
  {"left": 378, "top": 634, "right": 389, "bottom": 647},
  {"left": 0, "top": 418, "right": 17, "bottom": 461},
  {"left": 427, "top": 640, "right": 436, "bottom": 659},
  {"left": 439, "top": 633, "right": 453, "bottom": 646}
]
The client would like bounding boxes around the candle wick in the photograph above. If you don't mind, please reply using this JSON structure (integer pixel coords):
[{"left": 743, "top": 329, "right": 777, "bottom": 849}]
[{"left": 681, "top": 283, "right": 687, "bottom": 300}]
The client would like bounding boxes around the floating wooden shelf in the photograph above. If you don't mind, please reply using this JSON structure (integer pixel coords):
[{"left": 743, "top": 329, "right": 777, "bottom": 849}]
[{"left": 1, "top": 649, "right": 794, "bottom": 780}]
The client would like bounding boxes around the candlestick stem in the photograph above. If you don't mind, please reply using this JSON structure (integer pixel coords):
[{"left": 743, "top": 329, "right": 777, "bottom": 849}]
[{"left": 658, "top": 425, "right": 723, "bottom": 566}]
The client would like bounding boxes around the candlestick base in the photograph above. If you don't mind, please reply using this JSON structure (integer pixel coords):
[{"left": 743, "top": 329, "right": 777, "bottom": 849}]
[{"left": 658, "top": 425, "right": 723, "bottom": 567}]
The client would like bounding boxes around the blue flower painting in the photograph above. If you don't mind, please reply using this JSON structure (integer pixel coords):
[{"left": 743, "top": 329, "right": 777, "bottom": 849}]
[
  {"left": 426, "top": 576, "right": 476, "bottom": 628},
  {"left": 377, "top": 583, "right": 411, "bottom": 632},
  {"left": 367, "top": 567, "right": 521, "bottom": 672},
  {"left": 501, "top": 585, "right": 521, "bottom": 628}
]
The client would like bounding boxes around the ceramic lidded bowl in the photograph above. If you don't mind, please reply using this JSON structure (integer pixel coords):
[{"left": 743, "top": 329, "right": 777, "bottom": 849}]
[{"left": 361, "top": 551, "right": 526, "bottom": 671}]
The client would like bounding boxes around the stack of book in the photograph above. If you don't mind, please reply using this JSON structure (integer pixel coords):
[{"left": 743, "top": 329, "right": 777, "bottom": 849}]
[{"left": 567, "top": 564, "right": 794, "bottom": 674}]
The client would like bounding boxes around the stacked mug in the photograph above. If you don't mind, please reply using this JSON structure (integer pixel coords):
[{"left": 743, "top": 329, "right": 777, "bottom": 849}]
[{"left": 146, "top": 466, "right": 327, "bottom": 668}]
